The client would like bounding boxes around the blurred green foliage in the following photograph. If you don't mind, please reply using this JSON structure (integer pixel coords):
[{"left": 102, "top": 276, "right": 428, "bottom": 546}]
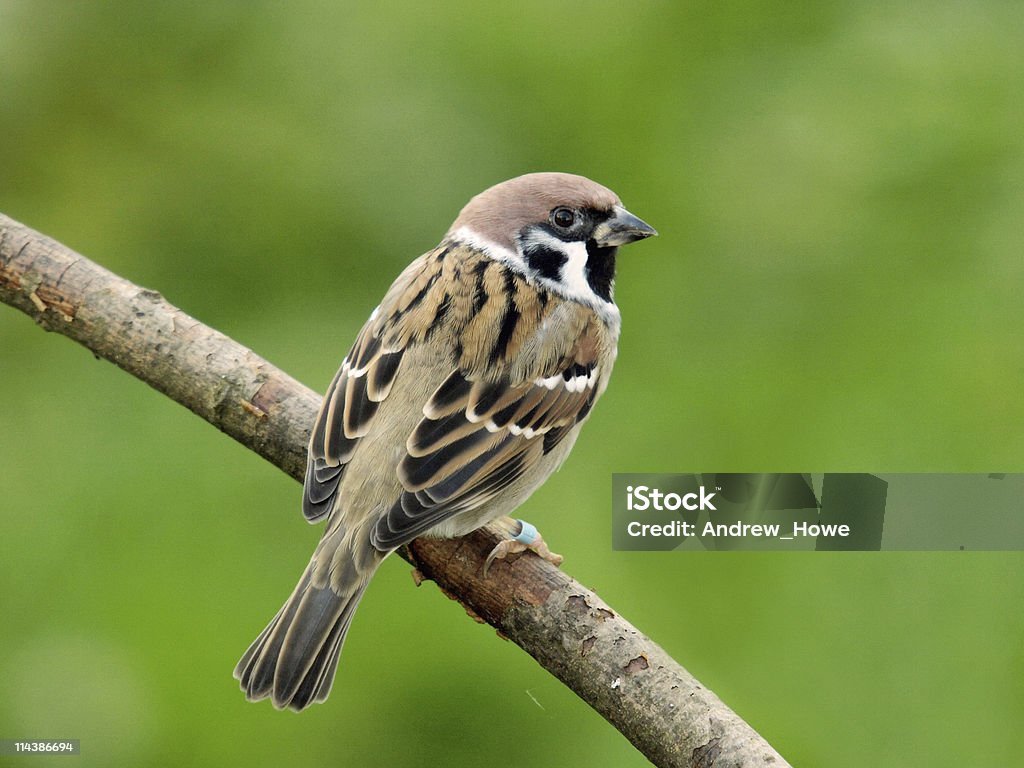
[{"left": 2, "top": 2, "right": 1022, "bottom": 766}]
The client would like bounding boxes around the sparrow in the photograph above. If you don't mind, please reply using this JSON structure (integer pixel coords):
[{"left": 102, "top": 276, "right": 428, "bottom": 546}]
[{"left": 234, "top": 172, "right": 656, "bottom": 710}]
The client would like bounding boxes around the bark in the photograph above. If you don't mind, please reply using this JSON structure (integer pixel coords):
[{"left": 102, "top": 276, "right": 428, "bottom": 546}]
[{"left": 0, "top": 212, "right": 790, "bottom": 768}]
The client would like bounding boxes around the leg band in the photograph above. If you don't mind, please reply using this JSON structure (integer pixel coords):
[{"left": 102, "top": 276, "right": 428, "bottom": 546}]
[{"left": 514, "top": 519, "right": 538, "bottom": 545}]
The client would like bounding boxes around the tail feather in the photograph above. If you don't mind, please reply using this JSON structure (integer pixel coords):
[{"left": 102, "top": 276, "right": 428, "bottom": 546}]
[
  {"left": 289, "top": 597, "right": 358, "bottom": 709},
  {"left": 234, "top": 560, "right": 370, "bottom": 711}
]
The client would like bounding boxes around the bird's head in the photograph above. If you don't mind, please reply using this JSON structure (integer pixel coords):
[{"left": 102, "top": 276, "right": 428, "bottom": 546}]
[{"left": 446, "top": 172, "right": 656, "bottom": 308}]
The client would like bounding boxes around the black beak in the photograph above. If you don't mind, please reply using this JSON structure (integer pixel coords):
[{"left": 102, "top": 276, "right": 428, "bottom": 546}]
[{"left": 592, "top": 205, "right": 658, "bottom": 247}]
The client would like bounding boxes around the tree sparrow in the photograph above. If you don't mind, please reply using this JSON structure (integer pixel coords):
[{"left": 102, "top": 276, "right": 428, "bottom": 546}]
[{"left": 235, "top": 172, "right": 656, "bottom": 710}]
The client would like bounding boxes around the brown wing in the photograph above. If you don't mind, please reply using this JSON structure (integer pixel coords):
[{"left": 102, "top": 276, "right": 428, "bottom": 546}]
[
  {"left": 303, "top": 242, "right": 611, "bottom": 540},
  {"left": 302, "top": 243, "right": 462, "bottom": 521},
  {"left": 369, "top": 363, "right": 600, "bottom": 550},
  {"left": 303, "top": 320, "right": 405, "bottom": 521}
]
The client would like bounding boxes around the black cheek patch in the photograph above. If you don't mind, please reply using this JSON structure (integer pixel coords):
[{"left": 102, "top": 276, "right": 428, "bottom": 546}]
[
  {"left": 584, "top": 241, "right": 616, "bottom": 303},
  {"left": 523, "top": 241, "right": 568, "bottom": 281}
]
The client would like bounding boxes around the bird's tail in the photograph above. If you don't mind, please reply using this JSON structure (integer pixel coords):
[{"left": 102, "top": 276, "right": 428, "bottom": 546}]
[{"left": 234, "top": 547, "right": 376, "bottom": 711}]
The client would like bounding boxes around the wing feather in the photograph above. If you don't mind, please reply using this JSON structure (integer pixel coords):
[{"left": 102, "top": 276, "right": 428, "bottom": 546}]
[
  {"left": 367, "top": 351, "right": 402, "bottom": 401},
  {"left": 373, "top": 443, "right": 534, "bottom": 549},
  {"left": 303, "top": 321, "right": 406, "bottom": 522},
  {"left": 342, "top": 375, "right": 379, "bottom": 439},
  {"left": 302, "top": 243, "right": 613, "bottom": 542},
  {"left": 422, "top": 370, "right": 473, "bottom": 419},
  {"left": 371, "top": 364, "right": 600, "bottom": 549}
]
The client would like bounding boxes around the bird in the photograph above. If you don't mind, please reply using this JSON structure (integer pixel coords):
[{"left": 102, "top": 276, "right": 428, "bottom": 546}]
[{"left": 234, "top": 172, "right": 656, "bottom": 710}]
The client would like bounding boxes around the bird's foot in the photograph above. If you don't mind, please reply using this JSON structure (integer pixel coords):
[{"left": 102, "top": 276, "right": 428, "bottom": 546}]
[{"left": 484, "top": 519, "right": 563, "bottom": 575}]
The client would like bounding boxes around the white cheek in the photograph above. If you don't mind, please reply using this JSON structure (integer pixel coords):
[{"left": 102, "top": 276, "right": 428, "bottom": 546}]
[
  {"left": 517, "top": 230, "right": 615, "bottom": 312},
  {"left": 556, "top": 241, "right": 595, "bottom": 303}
]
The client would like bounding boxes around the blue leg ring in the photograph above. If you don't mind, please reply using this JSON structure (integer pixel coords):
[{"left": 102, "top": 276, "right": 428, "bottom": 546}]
[{"left": 514, "top": 519, "right": 539, "bottom": 545}]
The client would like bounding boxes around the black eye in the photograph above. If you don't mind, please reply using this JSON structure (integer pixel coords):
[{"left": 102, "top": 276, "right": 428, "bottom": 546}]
[{"left": 551, "top": 207, "right": 576, "bottom": 230}]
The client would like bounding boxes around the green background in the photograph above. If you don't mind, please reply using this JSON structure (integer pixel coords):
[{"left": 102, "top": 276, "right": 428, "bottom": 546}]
[{"left": 2, "top": 2, "right": 1022, "bottom": 765}]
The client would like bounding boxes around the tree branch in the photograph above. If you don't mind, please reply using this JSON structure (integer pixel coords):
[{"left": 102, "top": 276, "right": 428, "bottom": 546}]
[{"left": 0, "top": 212, "right": 790, "bottom": 768}]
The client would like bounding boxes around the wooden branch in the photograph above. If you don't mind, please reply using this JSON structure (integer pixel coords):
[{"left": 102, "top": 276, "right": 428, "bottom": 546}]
[{"left": 0, "top": 212, "right": 790, "bottom": 768}]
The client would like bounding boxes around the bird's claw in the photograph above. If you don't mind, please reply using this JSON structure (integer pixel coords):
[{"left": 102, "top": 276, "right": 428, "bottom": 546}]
[{"left": 483, "top": 520, "right": 563, "bottom": 575}]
